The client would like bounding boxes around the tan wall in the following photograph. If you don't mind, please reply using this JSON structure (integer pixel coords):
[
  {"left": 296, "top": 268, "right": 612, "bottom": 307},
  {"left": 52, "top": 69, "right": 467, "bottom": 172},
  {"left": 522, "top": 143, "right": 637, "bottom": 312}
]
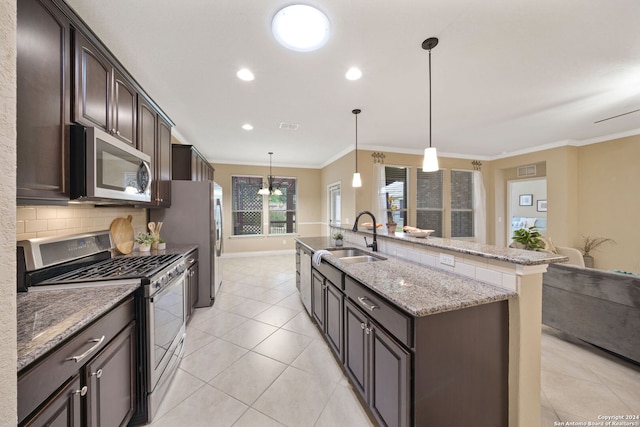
[
  {"left": 212, "top": 163, "right": 323, "bottom": 254},
  {"left": 320, "top": 151, "right": 357, "bottom": 227},
  {"left": 577, "top": 135, "right": 640, "bottom": 271},
  {"left": 0, "top": 0, "right": 17, "bottom": 422}
]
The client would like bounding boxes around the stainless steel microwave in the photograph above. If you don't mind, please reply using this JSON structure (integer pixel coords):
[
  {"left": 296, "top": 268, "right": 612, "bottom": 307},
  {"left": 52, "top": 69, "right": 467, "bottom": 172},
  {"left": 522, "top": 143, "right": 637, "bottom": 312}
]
[{"left": 70, "top": 125, "right": 152, "bottom": 203}]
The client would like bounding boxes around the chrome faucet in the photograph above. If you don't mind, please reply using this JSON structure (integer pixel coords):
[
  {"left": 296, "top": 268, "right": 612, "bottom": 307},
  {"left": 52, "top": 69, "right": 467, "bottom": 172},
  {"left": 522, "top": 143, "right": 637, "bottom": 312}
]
[{"left": 352, "top": 211, "right": 378, "bottom": 252}]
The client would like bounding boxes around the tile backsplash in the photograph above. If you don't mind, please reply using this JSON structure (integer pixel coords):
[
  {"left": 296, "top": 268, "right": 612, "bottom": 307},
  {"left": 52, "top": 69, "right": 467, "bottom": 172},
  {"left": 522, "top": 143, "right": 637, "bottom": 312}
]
[{"left": 16, "top": 205, "right": 147, "bottom": 241}]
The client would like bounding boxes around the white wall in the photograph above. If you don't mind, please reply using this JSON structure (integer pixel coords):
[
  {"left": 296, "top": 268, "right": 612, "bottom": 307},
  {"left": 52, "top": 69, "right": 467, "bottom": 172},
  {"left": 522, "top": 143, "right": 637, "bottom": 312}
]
[{"left": 0, "top": 0, "right": 18, "bottom": 424}]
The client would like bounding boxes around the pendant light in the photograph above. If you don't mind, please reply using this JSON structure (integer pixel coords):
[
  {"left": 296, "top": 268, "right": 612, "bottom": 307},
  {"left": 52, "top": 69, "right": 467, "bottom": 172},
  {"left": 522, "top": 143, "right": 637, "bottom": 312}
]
[
  {"left": 422, "top": 37, "right": 439, "bottom": 172},
  {"left": 352, "top": 108, "right": 362, "bottom": 187},
  {"left": 258, "top": 152, "right": 283, "bottom": 195}
]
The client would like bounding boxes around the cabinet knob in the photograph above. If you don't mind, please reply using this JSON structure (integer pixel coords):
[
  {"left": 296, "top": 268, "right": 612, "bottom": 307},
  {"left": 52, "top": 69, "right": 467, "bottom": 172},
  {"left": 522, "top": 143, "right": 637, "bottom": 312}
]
[
  {"left": 91, "top": 368, "right": 103, "bottom": 379},
  {"left": 116, "top": 130, "right": 121, "bottom": 136},
  {"left": 111, "top": 128, "right": 116, "bottom": 133},
  {"left": 73, "top": 386, "right": 88, "bottom": 397},
  {"left": 360, "top": 323, "right": 366, "bottom": 330},
  {"left": 365, "top": 327, "right": 372, "bottom": 335}
]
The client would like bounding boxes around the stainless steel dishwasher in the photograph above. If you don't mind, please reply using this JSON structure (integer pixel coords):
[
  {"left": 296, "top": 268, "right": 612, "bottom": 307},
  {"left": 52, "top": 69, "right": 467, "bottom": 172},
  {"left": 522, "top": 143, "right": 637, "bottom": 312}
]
[{"left": 299, "top": 248, "right": 312, "bottom": 315}]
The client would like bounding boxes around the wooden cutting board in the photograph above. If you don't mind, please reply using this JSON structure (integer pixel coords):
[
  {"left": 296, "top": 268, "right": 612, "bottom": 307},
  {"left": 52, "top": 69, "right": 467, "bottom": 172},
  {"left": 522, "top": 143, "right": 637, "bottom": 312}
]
[{"left": 110, "top": 215, "right": 135, "bottom": 254}]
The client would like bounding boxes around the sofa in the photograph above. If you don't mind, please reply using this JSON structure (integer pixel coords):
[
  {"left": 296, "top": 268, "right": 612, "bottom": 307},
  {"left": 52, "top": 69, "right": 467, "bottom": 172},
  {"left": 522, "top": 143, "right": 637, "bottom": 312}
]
[{"left": 542, "top": 261, "right": 640, "bottom": 364}]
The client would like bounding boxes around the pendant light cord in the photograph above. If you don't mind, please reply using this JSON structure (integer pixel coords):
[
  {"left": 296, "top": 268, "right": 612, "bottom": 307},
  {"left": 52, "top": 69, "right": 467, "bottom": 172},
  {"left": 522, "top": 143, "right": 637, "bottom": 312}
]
[
  {"left": 355, "top": 113, "right": 358, "bottom": 171},
  {"left": 428, "top": 47, "right": 432, "bottom": 149}
]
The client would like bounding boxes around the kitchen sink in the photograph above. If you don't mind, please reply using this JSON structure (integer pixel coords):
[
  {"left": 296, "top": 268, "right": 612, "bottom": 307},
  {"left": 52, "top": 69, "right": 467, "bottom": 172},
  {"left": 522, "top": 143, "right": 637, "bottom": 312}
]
[{"left": 328, "top": 248, "right": 386, "bottom": 263}]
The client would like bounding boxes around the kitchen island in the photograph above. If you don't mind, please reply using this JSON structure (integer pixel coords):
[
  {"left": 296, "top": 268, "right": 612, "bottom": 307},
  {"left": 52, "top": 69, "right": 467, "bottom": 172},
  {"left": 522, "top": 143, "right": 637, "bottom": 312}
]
[{"left": 298, "top": 233, "right": 566, "bottom": 426}]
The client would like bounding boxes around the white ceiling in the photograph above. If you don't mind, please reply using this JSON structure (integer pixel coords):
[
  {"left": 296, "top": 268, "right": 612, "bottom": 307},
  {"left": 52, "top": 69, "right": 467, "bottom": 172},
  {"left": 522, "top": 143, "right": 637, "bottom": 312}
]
[{"left": 65, "top": 0, "right": 640, "bottom": 168}]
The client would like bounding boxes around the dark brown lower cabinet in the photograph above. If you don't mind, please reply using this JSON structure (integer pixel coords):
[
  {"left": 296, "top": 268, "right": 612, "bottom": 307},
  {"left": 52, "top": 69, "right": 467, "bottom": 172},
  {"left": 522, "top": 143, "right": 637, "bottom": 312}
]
[
  {"left": 344, "top": 299, "right": 410, "bottom": 427},
  {"left": 18, "top": 298, "right": 136, "bottom": 427},
  {"left": 311, "top": 266, "right": 344, "bottom": 361},
  {"left": 85, "top": 323, "right": 136, "bottom": 427},
  {"left": 22, "top": 375, "right": 82, "bottom": 427}
]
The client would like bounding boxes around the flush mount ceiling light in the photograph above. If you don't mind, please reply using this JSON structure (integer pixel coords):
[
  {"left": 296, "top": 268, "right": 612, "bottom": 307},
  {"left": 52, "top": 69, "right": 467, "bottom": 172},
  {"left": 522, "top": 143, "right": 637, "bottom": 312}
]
[
  {"left": 345, "top": 67, "right": 362, "bottom": 81},
  {"left": 422, "top": 37, "right": 440, "bottom": 172},
  {"left": 352, "top": 109, "right": 362, "bottom": 188},
  {"left": 272, "top": 5, "right": 330, "bottom": 52},
  {"left": 258, "top": 152, "right": 283, "bottom": 196},
  {"left": 242, "top": 124, "right": 253, "bottom": 131},
  {"left": 237, "top": 68, "right": 255, "bottom": 81}
]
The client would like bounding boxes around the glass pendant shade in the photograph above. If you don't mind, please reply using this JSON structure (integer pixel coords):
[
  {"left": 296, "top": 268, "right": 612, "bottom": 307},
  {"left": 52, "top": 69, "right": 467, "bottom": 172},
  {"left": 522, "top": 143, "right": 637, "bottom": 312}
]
[
  {"left": 422, "top": 147, "right": 439, "bottom": 172},
  {"left": 258, "top": 186, "right": 270, "bottom": 195},
  {"left": 352, "top": 172, "right": 362, "bottom": 187}
]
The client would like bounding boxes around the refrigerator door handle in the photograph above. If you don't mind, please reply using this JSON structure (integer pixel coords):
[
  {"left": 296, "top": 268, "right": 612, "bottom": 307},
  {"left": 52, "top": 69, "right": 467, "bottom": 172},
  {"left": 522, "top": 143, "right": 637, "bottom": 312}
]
[{"left": 215, "top": 199, "right": 223, "bottom": 256}]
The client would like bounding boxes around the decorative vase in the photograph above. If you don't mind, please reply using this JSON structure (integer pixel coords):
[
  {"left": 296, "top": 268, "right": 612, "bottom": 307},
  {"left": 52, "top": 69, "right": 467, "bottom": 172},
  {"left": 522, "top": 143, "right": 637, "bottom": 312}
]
[
  {"left": 138, "top": 243, "right": 151, "bottom": 252},
  {"left": 157, "top": 242, "right": 166, "bottom": 250},
  {"left": 386, "top": 223, "right": 397, "bottom": 234},
  {"left": 334, "top": 239, "right": 343, "bottom": 247},
  {"left": 583, "top": 255, "right": 594, "bottom": 268}
]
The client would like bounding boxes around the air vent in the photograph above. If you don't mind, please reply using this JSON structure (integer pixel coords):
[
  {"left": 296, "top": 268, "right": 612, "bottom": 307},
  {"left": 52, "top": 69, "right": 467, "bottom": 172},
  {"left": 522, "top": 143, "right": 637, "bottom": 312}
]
[
  {"left": 517, "top": 165, "right": 537, "bottom": 177},
  {"left": 279, "top": 122, "right": 299, "bottom": 130}
]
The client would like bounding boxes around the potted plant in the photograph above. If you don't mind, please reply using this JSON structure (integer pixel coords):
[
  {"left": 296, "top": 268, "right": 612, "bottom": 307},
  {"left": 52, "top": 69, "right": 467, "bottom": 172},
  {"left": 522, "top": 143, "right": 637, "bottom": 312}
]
[
  {"left": 135, "top": 232, "right": 155, "bottom": 252},
  {"left": 332, "top": 231, "right": 344, "bottom": 247},
  {"left": 580, "top": 236, "right": 615, "bottom": 268},
  {"left": 511, "top": 226, "right": 544, "bottom": 250},
  {"left": 157, "top": 237, "right": 166, "bottom": 250}
]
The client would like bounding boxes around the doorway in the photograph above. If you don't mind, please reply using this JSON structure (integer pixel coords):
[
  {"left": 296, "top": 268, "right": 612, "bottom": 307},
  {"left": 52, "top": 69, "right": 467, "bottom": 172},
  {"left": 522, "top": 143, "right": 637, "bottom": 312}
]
[{"left": 507, "top": 178, "right": 547, "bottom": 246}]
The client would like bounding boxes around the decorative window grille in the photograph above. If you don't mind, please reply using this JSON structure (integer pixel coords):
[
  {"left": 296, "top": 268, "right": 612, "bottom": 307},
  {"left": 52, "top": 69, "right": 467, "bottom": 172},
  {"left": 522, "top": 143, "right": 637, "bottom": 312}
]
[
  {"left": 450, "top": 170, "right": 474, "bottom": 238},
  {"left": 231, "top": 176, "right": 263, "bottom": 235},
  {"left": 416, "top": 169, "right": 444, "bottom": 237}
]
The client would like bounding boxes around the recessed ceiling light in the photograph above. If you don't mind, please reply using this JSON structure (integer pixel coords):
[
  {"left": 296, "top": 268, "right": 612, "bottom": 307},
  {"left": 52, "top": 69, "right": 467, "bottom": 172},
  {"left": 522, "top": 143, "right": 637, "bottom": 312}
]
[
  {"left": 346, "top": 67, "right": 362, "bottom": 81},
  {"left": 242, "top": 124, "right": 254, "bottom": 131},
  {"left": 237, "top": 68, "right": 255, "bottom": 81},
  {"left": 272, "top": 5, "right": 330, "bottom": 52}
]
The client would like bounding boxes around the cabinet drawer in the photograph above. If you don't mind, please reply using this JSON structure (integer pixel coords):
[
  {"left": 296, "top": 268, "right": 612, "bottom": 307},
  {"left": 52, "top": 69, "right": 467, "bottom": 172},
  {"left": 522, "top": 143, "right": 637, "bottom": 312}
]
[
  {"left": 344, "top": 277, "right": 412, "bottom": 347},
  {"left": 18, "top": 296, "right": 135, "bottom": 423},
  {"left": 314, "top": 260, "right": 343, "bottom": 289}
]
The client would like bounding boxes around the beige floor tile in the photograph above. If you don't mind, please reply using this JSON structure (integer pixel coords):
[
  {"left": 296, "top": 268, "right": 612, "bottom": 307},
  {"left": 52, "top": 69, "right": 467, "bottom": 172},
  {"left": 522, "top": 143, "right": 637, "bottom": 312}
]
[
  {"left": 253, "top": 304, "right": 300, "bottom": 327},
  {"left": 192, "top": 311, "right": 247, "bottom": 337},
  {"left": 251, "top": 289, "right": 295, "bottom": 304},
  {"left": 150, "top": 384, "right": 247, "bottom": 427},
  {"left": 214, "top": 293, "right": 251, "bottom": 311},
  {"left": 232, "top": 408, "right": 285, "bottom": 427},
  {"left": 281, "top": 311, "right": 323, "bottom": 339},
  {"left": 275, "top": 292, "right": 305, "bottom": 311},
  {"left": 180, "top": 339, "right": 248, "bottom": 382},
  {"left": 253, "top": 328, "right": 313, "bottom": 364},
  {"left": 220, "top": 319, "right": 278, "bottom": 349},
  {"left": 183, "top": 325, "right": 216, "bottom": 357},
  {"left": 292, "top": 340, "right": 345, "bottom": 384},
  {"left": 541, "top": 369, "right": 630, "bottom": 421},
  {"left": 210, "top": 351, "right": 287, "bottom": 405},
  {"left": 314, "top": 383, "right": 374, "bottom": 427},
  {"left": 189, "top": 304, "right": 222, "bottom": 326},
  {"left": 253, "top": 366, "right": 337, "bottom": 427},
  {"left": 226, "top": 298, "right": 272, "bottom": 318},
  {"left": 154, "top": 368, "right": 206, "bottom": 420},
  {"left": 609, "top": 383, "right": 640, "bottom": 414}
]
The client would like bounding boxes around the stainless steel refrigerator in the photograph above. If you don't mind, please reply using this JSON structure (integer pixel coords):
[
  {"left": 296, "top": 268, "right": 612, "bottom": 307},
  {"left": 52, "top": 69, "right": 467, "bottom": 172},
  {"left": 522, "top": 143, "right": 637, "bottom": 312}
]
[{"left": 151, "top": 180, "right": 223, "bottom": 307}]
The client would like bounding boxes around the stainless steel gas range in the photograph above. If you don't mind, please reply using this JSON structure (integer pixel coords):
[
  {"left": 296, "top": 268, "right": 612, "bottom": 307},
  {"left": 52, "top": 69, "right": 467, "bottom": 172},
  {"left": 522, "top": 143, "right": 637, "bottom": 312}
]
[{"left": 17, "top": 231, "right": 188, "bottom": 424}]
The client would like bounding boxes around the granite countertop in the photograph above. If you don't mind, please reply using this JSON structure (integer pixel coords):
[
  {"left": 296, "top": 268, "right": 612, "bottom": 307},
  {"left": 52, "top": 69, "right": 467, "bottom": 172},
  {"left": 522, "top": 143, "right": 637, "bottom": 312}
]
[
  {"left": 17, "top": 284, "right": 139, "bottom": 372},
  {"left": 297, "top": 237, "right": 517, "bottom": 317},
  {"left": 333, "top": 226, "right": 568, "bottom": 266}
]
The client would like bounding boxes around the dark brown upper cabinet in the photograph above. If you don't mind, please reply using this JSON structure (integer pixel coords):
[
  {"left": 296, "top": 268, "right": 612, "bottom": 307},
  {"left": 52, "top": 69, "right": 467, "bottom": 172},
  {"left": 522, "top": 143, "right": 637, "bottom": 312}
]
[
  {"left": 172, "top": 144, "right": 214, "bottom": 181},
  {"left": 74, "top": 31, "right": 137, "bottom": 147},
  {"left": 138, "top": 96, "right": 171, "bottom": 207},
  {"left": 17, "top": 0, "right": 71, "bottom": 204}
]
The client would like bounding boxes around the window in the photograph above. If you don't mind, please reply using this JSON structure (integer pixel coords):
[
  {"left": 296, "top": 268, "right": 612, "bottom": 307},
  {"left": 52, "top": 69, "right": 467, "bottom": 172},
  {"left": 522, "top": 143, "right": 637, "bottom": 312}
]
[
  {"left": 232, "top": 176, "right": 263, "bottom": 235},
  {"left": 416, "top": 169, "right": 443, "bottom": 237},
  {"left": 450, "top": 170, "right": 474, "bottom": 238},
  {"left": 232, "top": 175, "right": 298, "bottom": 236},
  {"left": 268, "top": 177, "right": 297, "bottom": 234},
  {"left": 383, "top": 166, "right": 408, "bottom": 227}
]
